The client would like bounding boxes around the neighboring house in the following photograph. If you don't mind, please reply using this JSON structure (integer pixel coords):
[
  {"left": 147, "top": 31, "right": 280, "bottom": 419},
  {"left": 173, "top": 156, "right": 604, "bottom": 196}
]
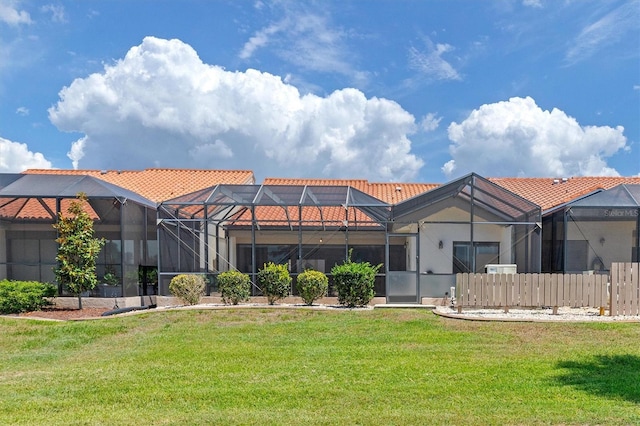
[
  {"left": 490, "top": 177, "right": 640, "bottom": 274},
  {"left": 1, "top": 169, "right": 638, "bottom": 302},
  {"left": 0, "top": 169, "right": 254, "bottom": 297}
]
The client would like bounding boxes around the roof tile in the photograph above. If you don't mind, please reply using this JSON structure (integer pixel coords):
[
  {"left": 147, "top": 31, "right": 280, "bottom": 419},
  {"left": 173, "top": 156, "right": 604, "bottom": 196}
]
[
  {"left": 24, "top": 168, "right": 255, "bottom": 203},
  {"left": 489, "top": 177, "right": 640, "bottom": 211},
  {"left": 263, "top": 178, "right": 438, "bottom": 204}
]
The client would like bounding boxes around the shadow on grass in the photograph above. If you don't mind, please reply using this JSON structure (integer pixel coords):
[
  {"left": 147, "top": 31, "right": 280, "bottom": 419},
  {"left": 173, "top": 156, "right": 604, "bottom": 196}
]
[{"left": 555, "top": 354, "right": 640, "bottom": 404}]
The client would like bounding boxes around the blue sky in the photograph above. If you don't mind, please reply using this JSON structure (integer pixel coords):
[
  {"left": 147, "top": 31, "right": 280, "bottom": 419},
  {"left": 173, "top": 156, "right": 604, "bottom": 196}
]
[{"left": 1, "top": 0, "right": 638, "bottom": 183}]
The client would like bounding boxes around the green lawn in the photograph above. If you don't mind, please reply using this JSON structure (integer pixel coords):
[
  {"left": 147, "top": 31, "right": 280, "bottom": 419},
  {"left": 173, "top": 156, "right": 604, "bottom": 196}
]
[{"left": 0, "top": 308, "right": 638, "bottom": 425}]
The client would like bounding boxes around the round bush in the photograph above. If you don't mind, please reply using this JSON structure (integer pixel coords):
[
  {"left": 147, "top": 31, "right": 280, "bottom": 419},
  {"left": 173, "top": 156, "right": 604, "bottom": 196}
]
[
  {"left": 217, "top": 270, "right": 251, "bottom": 305},
  {"left": 257, "top": 262, "right": 291, "bottom": 305},
  {"left": 296, "top": 269, "right": 328, "bottom": 305},
  {"left": 331, "top": 254, "right": 381, "bottom": 307},
  {"left": 169, "top": 274, "right": 205, "bottom": 305}
]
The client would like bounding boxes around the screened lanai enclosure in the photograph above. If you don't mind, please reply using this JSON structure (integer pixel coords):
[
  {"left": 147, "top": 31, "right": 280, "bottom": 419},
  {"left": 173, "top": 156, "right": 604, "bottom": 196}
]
[
  {"left": 389, "top": 173, "right": 542, "bottom": 302},
  {"left": 0, "top": 174, "right": 158, "bottom": 297},
  {"left": 542, "top": 184, "right": 640, "bottom": 273},
  {"left": 157, "top": 184, "right": 393, "bottom": 297},
  {"left": 158, "top": 174, "right": 543, "bottom": 303}
]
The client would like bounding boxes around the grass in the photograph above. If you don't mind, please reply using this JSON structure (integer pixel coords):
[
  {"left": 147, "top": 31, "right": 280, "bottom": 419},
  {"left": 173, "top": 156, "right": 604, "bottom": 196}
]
[{"left": 0, "top": 308, "right": 638, "bottom": 425}]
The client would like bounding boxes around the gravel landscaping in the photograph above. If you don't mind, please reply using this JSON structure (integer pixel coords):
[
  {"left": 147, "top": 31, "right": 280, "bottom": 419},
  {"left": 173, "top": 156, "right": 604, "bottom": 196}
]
[{"left": 435, "top": 305, "right": 640, "bottom": 322}]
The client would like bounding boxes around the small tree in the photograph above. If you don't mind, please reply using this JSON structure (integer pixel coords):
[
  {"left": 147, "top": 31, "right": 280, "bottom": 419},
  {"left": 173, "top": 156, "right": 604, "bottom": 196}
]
[
  {"left": 331, "top": 250, "right": 381, "bottom": 307},
  {"left": 296, "top": 269, "right": 328, "bottom": 306},
  {"left": 257, "top": 262, "right": 291, "bottom": 305},
  {"left": 53, "top": 193, "right": 105, "bottom": 310},
  {"left": 217, "top": 270, "right": 251, "bottom": 305}
]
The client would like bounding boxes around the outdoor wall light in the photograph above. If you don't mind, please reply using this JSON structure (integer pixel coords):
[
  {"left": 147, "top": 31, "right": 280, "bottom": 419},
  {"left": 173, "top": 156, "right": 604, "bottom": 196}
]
[
  {"left": 599, "top": 237, "right": 605, "bottom": 246},
  {"left": 438, "top": 240, "right": 444, "bottom": 249}
]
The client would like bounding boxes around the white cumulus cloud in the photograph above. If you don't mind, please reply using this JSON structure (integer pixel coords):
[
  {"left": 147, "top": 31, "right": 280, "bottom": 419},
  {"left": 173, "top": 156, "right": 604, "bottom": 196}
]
[
  {"left": 443, "top": 96, "right": 628, "bottom": 178},
  {"left": 0, "top": 136, "right": 52, "bottom": 172},
  {"left": 0, "top": 0, "right": 31, "bottom": 25},
  {"left": 49, "top": 36, "right": 423, "bottom": 181}
]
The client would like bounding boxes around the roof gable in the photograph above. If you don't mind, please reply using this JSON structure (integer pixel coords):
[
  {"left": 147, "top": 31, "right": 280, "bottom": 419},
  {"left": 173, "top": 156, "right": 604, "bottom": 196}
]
[
  {"left": 569, "top": 184, "right": 640, "bottom": 208},
  {"left": 393, "top": 173, "right": 540, "bottom": 223}
]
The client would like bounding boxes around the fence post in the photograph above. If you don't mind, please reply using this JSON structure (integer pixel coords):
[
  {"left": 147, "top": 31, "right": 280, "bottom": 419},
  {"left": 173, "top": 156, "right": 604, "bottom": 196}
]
[{"left": 610, "top": 264, "right": 619, "bottom": 316}]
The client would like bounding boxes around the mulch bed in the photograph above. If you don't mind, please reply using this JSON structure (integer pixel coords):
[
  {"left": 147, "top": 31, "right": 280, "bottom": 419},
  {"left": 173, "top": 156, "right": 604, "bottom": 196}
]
[{"left": 13, "top": 307, "right": 111, "bottom": 320}]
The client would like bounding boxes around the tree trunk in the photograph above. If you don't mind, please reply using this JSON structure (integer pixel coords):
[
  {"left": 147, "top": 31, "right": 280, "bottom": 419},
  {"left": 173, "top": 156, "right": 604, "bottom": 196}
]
[{"left": 77, "top": 293, "right": 83, "bottom": 310}]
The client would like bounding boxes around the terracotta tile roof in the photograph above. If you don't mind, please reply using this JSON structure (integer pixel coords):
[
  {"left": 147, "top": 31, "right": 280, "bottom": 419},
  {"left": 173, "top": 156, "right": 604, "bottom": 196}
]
[
  {"left": 0, "top": 197, "right": 98, "bottom": 221},
  {"left": 227, "top": 205, "right": 382, "bottom": 229},
  {"left": 24, "top": 168, "right": 255, "bottom": 203},
  {"left": 10, "top": 171, "right": 640, "bottom": 221},
  {"left": 219, "top": 178, "right": 437, "bottom": 229},
  {"left": 263, "top": 178, "right": 438, "bottom": 204},
  {"left": 489, "top": 176, "right": 640, "bottom": 211}
]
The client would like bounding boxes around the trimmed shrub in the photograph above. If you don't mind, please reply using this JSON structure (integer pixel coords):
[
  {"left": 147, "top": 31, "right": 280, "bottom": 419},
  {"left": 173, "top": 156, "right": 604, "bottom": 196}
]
[
  {"left": 257, "top": 262, "right": 291, "bottom": 305},
  {"left": 296, "top": 269, "right": 328, "bottom": 305},
  {"left": 331, "top": 251, "right": 382, "bottom": 307},
  {"left": 169, "top": 274, "right": 205, "bottom": 305},
  {"left": 217, "top": 270, "right": 251, "bottom": 305},
  {"left": 0, "top": 280, "right": 57, "bottom": 314}
]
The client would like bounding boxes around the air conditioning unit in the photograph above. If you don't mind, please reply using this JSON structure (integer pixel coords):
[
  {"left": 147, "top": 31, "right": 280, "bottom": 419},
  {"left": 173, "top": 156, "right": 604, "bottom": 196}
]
[{"left": 485, "top": 264, "right": 517, "bottom": 274}]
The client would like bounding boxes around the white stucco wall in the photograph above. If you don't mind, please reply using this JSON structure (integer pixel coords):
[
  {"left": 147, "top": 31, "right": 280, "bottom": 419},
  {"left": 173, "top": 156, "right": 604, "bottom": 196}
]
[
  {"left": 567, "top": 220, "right": 636, "bottom": 270},
  {"left": 417, "top": 207, "right": 512, "bottom": 274}
]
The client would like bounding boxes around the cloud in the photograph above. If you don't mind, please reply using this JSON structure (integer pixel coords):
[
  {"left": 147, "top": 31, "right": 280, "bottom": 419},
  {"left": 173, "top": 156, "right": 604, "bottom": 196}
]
[
  {"left": 408, "top": 39, "right": 461, "bottom": 81},
  {"left": 0, "top": 0, "right": 32, "bottom": 25},
  {"left": 49, "top": 37, "right": 423, "bottom": 181},
  {"left": 67, "top": 135, "right": 86, "bottom": 169},
  {"left": 565, "top": 2, "right": 639, "bottom": 64},
  {"left": 239, "top": 21, "right": 284, "bottom": 60},
  {"left": 522, "top": 0, "right": 542, "bottom": 8},
  {"left": 0, "top": 136, "right": 52, "bottom": 172},
  {"left": 41, "top": 4, "right": 67, "bottom": 23},
  {"left": 420, "top": 113, "right": 441, "bottom": 132},
  {"left": 238, "top": 7, "right": 367, "bottom": 84},
  {"left": 15, "top": 106, "right": 29, "bottom": 116},
  {"left": 443, "top": 96, "right": 628, "bottom": 178}
]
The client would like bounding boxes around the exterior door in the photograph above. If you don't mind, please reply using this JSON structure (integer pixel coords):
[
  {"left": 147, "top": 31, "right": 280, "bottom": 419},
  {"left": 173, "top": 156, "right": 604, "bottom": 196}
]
[{"left": 386, "top": 233, "right": 419, "bottom": 303}]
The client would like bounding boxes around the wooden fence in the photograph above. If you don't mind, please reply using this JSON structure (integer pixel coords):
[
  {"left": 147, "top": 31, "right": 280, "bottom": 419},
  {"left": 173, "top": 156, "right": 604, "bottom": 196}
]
[
  {"left": 456, "top": 272, "right": 608, "bottom": 312},
  {"left": 456, "top": 262, "right": 640, "bottom": 316},
  {"left": 610, "top": 262, "right": 639, "bottom": 316}
]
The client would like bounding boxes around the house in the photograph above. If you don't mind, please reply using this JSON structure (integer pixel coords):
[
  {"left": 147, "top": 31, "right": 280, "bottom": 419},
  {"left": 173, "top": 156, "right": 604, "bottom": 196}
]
[
  {"left": 0, "top": 169, "right": 254, "bottom": 298},
  {"left": 489, "top": 177, "right": 640, "bottom": 273},
  {"left": 1, "top": 169, "right": 638, "bottom": 303}
]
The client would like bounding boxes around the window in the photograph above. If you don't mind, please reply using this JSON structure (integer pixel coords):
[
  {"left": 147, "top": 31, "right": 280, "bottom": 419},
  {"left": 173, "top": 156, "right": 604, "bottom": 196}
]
[{"left": 453, "top": 242, "right": 500, "bottom": 273}]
